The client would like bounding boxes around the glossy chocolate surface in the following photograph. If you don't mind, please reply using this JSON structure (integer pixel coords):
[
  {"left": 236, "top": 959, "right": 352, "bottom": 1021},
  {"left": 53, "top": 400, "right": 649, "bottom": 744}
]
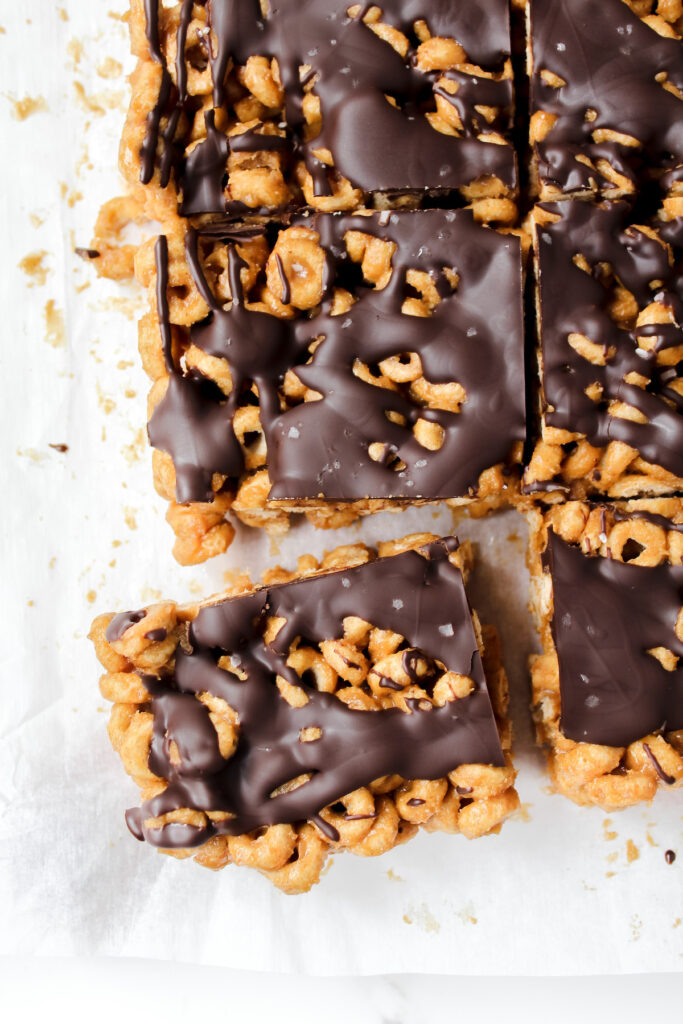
[
  {"left": 123, "top": 539, "right": 505, "bottom": 849},
  {"left": 536, "top": 201, "right": 683, "bottom": 478},
  {"left": 141, "top": 0, "right": 516, "bottom": 210},
  {"left": 148, "top": 209, "right": 525, "bottom": 503},
  {"left": 530, "top": 0, "right": 683, "bottom": 196},
  {"left": 544, "top": 529, "right": 683, "bottom": 747}
]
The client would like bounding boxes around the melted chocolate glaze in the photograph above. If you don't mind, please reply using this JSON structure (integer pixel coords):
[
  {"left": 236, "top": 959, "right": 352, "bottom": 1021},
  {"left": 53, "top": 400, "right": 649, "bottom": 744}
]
[
  {"left": 544, "top": 530, "right": 683, "bottom": 747},
  {"left": 123, "top": 540, "right": 505, "bottom": 849},
  {"left": 612, "top": 508, "right": 683, "bottom": 535},
  {"left": 536, "top": 202, "right": 683, "bottom": 479},
  {"left": 106, "top": 610, "right": 147, "bottom": 643},
  {"left": 530, "top": 0, "right": 683, "bottom": 196},
  {"left": 147, "top": 209, "right": 525, "bottom": 504},
  {"left": 141, "top": 0, "right": 516, "bottom": 212}
]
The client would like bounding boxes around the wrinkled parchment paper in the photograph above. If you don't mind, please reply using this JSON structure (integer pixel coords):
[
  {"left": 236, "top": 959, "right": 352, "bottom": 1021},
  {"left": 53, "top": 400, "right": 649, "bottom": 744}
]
[{"left": 0, "top": 1, "right": 681, "bottom": 974}]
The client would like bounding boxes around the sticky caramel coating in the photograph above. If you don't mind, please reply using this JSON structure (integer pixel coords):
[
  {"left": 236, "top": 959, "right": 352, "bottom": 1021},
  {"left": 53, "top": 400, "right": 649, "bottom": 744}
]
[
  {"left": 90, "top": 534, "right": 518, "bottom": 894},
  {"left": 527, "top": 500, "right": 683, "bottom": 809},
  {"left": 134, "top": 216, "right": 523, "bottom": 564}
]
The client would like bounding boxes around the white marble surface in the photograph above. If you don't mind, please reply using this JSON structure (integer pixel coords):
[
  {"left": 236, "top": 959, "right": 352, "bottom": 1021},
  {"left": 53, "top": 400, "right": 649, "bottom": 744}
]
[{"left": 1, "top": 958, "right": 682, "bottom": 1021}]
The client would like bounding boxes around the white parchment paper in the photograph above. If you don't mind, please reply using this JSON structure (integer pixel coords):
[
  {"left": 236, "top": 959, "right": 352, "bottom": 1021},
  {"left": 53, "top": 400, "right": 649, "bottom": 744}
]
[{"left": 0, "top": 1, "right": 681, "bottom": 975}]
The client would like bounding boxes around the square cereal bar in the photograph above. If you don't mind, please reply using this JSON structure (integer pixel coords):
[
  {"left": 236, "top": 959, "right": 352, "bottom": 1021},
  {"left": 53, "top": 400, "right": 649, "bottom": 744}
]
[
  {"left": 89, "top": 533, "right": 518, "bottom": 894},
  {"left": 135, "top": 208, "right": 526, "bottom": 563},
  {"left": 524, "top": 200, "right": 683, "bottom": 499},
  {"left": 121, "top": 0, "right": 517, "bottom": 226},
  {"left": 528, "top": 499, "right": 683, "bottom": 809},
  {"left": 528, "top": 0, "right": 683, "bottom": 202}
]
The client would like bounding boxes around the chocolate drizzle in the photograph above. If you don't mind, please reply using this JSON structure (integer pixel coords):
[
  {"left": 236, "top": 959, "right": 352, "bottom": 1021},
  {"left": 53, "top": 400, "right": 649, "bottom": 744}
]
[
  {"left": 537, "top": 202, "right": 683, "bottom": 479},
  {"left": 141, "top": 0, "right": 516, "bottom": 211},
  {"left": 147, "top": 209, "right": 525, "bottom": 504},
  {"left": 643, "top": 743, "right": 676, "bottom": 786},
  {"left": 544, "top": 530, "right": 683, "bottom": 746},
  {"left": 123, "top": 541, "right": 504, "bottom": 849},
  {"left": 531, "top": 0, "right": 683, "bottom": 196},
  {"left": 106, "top": 609, "right": 147, "bottom": 643}
]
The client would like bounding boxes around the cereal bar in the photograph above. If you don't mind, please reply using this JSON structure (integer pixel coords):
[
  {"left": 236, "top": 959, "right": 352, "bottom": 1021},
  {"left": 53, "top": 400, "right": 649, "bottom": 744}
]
[
  {"left": 528, "top": 499, "right": 683, "bottom": 809},
  {"left": 89, "top": 534, "right": 518, "bottom": 893},
  {"left": 528, "top": 0, "right": 683, "bottom": 202},
  {"left": 524, "top": 200, "right": 683, "bottom": 499},
  {"left": 120, "top": 0, "right": 517, "bottom": 228},
  {"left": 135, "top": 209, "right": 525, "bottom": 563}
]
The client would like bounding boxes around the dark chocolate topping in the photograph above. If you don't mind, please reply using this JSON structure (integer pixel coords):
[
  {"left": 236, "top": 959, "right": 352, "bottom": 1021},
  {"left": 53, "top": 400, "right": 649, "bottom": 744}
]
[
  {"left": 124, "top": 542, "right": 504, "bottom": 849},
  {"left": 665, "top": 849, "right": 676, "bottom": 864},
  {"left": 106, "top": 609, "right": 147, "bottom": 643},
  {"left": 531, "top": 0, "right": 683, "bottom": 196},
  {"left": 544, "top": 530, "right": 683, "bottom": 747},
  {"left": 144, "top": 628, "right": 168, "bottom": 642},
  {"left": 612, "top": 508, "right": 683, "bottom": 535},
  {"left": 537, "top": 202, "right": 683, "bottom": 479},
  {"left": 147, "top": 209, "right": 525, "bottom": 503},
  {"left": 141, "top": 0, "right": 516, "bottom": 211}
]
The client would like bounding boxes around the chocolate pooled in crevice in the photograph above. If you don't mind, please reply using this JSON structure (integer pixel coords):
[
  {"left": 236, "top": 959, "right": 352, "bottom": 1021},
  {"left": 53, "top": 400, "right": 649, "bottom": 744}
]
[
  {"left": 147, "top": 209, "right": 525, "bottom": 504},
  {"left": 536, "top": 201, "right": 683, "bottom": 479},
  {"left": 124, "top": 539, "right": 505, "bottom": 849},
  {"left": 141, "top": 0, "right": 516, "bottom": 211},
  {"left": 543, "top": 529, "right": 683, "bottom": 748},
  {"left": 530, "top": 0, "right": 683, "bottom": 197}
]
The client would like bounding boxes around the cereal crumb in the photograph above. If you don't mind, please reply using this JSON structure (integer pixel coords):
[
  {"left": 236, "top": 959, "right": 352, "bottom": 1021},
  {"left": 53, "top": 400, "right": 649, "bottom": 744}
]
[
  {"left": 5, "top": 93, "right": 48, "bottom": 120},
  {"left": 513, "top": 801, "right": 533, "bottom": 823},
  {"left": 122, "top": 428, "right": 145, "bottom": 466},
  {"left": 17, "top": 447, "right": 46, "bottom": 464},
  {"left": 19, "top": 250, "right": 50, "bottom": 286},
  {"left": 456, "top": 902, "right": 478, "bottom": 925},
  {"left": 30, "top": 212, "right": 47, "bottom": 228},
  {"left": 97, "top": 57, "right": 123, "bottom": 79},
  {"left": 630, "top": 914, "right": 642, "bottom": 941},
  {"left": 57, "top": 8, "right": 68, "bottom": 21},
  {"left": 59, "top": 183, "right": 83, "bottom": 208},
  {"left": 27, "top": 600, "right": 34, "bottom": 608},
  {"left": 603, "top": 818, "right": 618, "bottom": 841},
  {"left": 66, "top": 38, "right": 83, "bottom": 68},
  {"left": 96, "top": 382, "right": 115, "bottom": 414},
  {"left": 386, "top": 868, "right": 404, "bottom": 882},
  {"left": 44, "top": 300, "right": 66, "bottom": 348},
  {"left": 123, "top": 507, "right": 138, "bottom": 531},
  {"left": 403, "top": 903, "right": 440, "bottom": 933},
  {"left": 86, "top": 590, "right": 97, "bottom": 604},
  {"left": 626, "top": 839, "right": 640, "bottom": 863},
  {"left": 73, "top": 81, "right": 125, "bottom": 117}
]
